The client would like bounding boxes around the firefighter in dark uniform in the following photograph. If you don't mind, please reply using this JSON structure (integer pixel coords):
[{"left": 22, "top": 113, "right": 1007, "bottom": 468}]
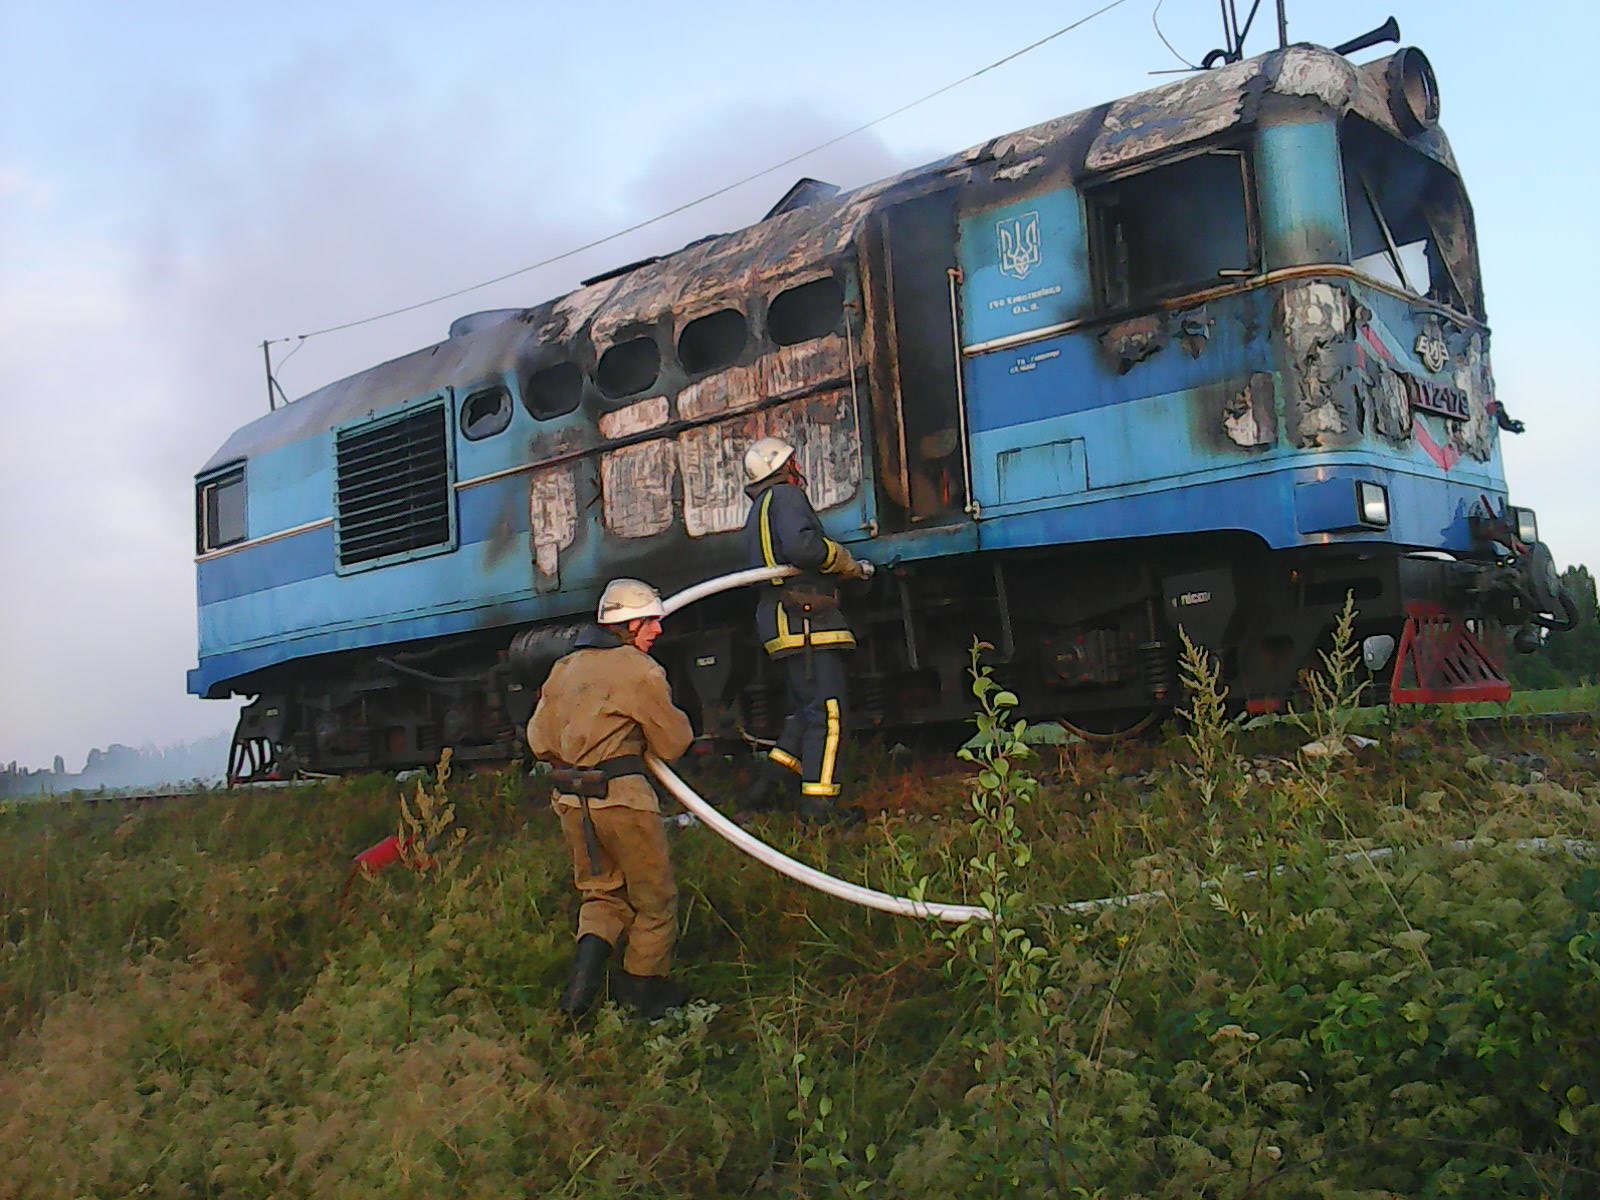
[
  {"left": 528, "top": 578, "right": 696, "bottom": 1019},
  {"left": 740, "top": 437, "right": 873, "bottom": 823}
]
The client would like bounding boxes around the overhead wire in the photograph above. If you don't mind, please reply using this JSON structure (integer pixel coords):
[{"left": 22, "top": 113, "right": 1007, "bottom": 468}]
[
  {"left": 267, "top": 0, "right": 1132, "bottom": 350},
  {"left": 1151, "top": 0, "right": 1201, "bottom": 69}
]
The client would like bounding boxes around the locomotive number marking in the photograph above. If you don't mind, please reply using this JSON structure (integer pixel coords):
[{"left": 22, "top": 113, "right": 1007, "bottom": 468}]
[{"left": 1404, "top": 376, "right": 1471, "bottom": 421}]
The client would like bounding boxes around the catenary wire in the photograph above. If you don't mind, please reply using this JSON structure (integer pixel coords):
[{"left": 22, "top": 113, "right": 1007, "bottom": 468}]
[{"left": 268, "top": 0, "right": 1131, "bottom": 349}]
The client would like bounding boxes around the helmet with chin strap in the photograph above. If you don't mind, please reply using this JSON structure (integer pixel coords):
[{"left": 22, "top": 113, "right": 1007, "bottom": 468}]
[
  {"left": 743, "top": 436, "right": 796, "bottom": 485},
  {"left": 596, "top": 578, "right": 665, "bottom": 625}
]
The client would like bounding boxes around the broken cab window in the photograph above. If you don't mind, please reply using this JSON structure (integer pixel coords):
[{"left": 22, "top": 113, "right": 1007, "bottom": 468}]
[
  {"left": 197, "top": 466, "right": 246, "bottom": 553},
  {"left": 1341, "top": 117, "right": 1481, "bottom": 316},
  {"left": 768, "top": 277, "right": 844, "bottom": 346},
  {"left": 460, "top": 386, "right": 513, "bottom": 440},
  {"left": 596, "top": 336, "right": 661, "bottom": 399},
  {"left": 678, "top": 308, "right": 747, "bottom": 376},
  {"left": 523, "top": 362, "right": 584, "bottom": 420},
  {"left": 1090, "top": 149, "right": 1255, "bottom": 309}
]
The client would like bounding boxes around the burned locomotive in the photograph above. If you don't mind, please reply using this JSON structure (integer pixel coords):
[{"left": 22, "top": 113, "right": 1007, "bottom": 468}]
[{"left": 191, "top": 32, "right": 1574, "bottom": 780}]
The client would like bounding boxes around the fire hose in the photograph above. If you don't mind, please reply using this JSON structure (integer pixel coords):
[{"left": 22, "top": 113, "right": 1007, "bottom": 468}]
[
  {"left": 654, "top": 562, "right": 993, "bottom": 924},
  {"left": 351, "top": 566, "right": 1597, "bottom": 926},
  {"left": 647, "top": 565, "right": 1597, "bottom": 924}
]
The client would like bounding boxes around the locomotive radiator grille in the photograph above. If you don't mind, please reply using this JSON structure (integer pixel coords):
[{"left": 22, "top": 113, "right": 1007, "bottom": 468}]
[{"left": 334, "top": 404, "right": 452, "bottom": 568}]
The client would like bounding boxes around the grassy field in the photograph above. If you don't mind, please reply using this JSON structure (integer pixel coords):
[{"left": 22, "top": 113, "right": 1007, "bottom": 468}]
[{"left": 2, "top": 655, "right": 1597, "bottom": 1198}]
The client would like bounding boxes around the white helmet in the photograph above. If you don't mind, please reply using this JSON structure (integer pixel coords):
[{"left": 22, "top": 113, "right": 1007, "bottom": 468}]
[
  {"left": 596, "top": 578, "right": 665, "bottom": 624},
  {"left": 743, "top": 436, "right": 796, "bottom": 485}
]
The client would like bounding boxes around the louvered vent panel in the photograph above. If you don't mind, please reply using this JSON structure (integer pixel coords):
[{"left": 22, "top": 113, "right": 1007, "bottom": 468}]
[{"left": 335, "top": 405, "right": 451, "bottom": 567}]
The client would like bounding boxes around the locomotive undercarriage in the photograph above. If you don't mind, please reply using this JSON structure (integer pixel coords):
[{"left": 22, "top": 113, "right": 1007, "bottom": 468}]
[{"left": 225, "top": 536, "right": 1538, "bottom": 781}]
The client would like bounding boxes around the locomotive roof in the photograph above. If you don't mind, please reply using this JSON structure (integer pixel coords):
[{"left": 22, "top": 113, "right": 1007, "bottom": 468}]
[{"left": 200, "top": 43, "right": 1454, "bottom": 474}]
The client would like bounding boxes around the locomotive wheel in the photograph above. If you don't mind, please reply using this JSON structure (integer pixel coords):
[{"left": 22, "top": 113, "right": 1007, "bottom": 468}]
[{"left": 1057, "top": 708, "right": 1165, "bottom": 744}]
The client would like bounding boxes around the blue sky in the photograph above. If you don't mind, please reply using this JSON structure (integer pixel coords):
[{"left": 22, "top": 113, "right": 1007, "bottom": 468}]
[{"left": 2, "top": 0, "right": 1595, "bottom": 771}]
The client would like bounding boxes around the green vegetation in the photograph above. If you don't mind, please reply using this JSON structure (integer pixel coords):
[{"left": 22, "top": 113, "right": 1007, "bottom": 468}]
[
  {"left": 1511, "top": 564, "right": 1600, "bottom": 691},
  {"left": 2, "top": 638, "right": 1598, "bottom": 1197}
]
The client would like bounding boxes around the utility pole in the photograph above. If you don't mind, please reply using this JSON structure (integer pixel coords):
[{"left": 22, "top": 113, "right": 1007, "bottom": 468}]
[
  {"left": 262, "top": 341, "right": 276, "bottom": 412},
  {"left": 1277, "top": 0, "right": 1289, "bottom": 49}
]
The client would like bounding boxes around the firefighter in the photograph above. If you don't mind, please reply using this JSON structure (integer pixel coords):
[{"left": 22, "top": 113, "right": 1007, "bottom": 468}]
[
  {"left": 740, "top": 436, "right": 874, "bottom": 824},
  {"left": 528, "top": 577, "right": 696, "bottom": 1019}
]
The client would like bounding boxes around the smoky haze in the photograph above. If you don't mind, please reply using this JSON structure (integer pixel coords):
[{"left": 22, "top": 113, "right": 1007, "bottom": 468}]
[{"left": 0, "top": 37, "right": 921, "bottom": 773}]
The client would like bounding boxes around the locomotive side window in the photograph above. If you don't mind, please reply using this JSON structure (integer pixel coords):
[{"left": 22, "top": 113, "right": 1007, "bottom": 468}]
[
  {"left": 523, "top": 362, "right": 584, "bottom": 419},
  {"left": 1340, "top": 118, "right": 1481, "bottom": 317},
  {"left": 768, "top": 277, "right": 844, "bottom": 346},
  {"left": 197, "top": 465, "right": 247, "bottom": 553},
  {"left": 1090, "top": 149, "right": 1255, "bottom": 309},
  {"left": 596, "top": 336, "right": 661, "bottom": 399},
  {"left": 460, "top": 386, "right": 513, "bottom": 440},
  {"left": 678, "top": 308, "right": 747, "bottom": 376}
]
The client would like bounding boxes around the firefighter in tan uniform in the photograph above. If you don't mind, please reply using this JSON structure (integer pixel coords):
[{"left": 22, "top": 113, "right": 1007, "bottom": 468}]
[{"left": 528, "top": 578, "right": 695, "bottom": 1019}]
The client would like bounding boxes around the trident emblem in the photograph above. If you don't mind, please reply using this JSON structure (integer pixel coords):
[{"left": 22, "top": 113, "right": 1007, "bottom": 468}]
[{"left": 996, "top": 211, "right": 1042, "bottom": 281}]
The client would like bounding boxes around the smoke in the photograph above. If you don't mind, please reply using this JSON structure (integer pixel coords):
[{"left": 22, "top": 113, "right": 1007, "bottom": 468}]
[{"left": 0, "top": 30, "right": 917, "bottom": 772}]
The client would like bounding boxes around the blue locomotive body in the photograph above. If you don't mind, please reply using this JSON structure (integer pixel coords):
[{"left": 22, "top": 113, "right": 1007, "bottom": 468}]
[{"left": 192, "top": 43, "right": 1566, "bottom": 778}]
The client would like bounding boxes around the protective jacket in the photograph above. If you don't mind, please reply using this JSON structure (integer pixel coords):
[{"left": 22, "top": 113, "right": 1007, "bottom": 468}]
[
  {"left": 743, "top": 479, "right": 862, "bottom": 659},
  {"left": 527, "top": 626, "right": 695, "bottom": 813}
]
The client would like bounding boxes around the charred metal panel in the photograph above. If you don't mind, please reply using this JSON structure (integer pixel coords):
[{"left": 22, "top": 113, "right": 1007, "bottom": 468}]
[
  {"left": 1089, "top": 55, "right": 1268, "bottom": 173},
  {"left": 1099, "top": 315, "right": 1167, "bottom": 374},
  {"left": 1347, "top": 290, "right": 1498, "bottom": 465},
  {"left": 1223, "top": 372, "right": 1277, "bottom": 448},
  {"left": 601, "top": 440, "right": 676, "bottom": 539},
  {"left": 1278, "top": 279, "right": 1360, "bottom": 448},
  {"left": 677, "top": 335, "right": 848, "bottom": 421},
  {"left": 677, "top": 389, "right": 861, "bottom": 537},
  {"left": 597, "top": 395, "right": 669, "bottom": 439},
  {"left": 1447, "top": 332, "right": 1494, "bottom": 462},
  {"left": 528, "top": 466, "right": 577, "bottom": 585}
]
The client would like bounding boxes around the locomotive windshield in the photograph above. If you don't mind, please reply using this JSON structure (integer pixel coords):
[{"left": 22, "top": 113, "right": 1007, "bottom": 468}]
[{"left": 1340, "top": 117, "right": 1482, "bottom": 317}]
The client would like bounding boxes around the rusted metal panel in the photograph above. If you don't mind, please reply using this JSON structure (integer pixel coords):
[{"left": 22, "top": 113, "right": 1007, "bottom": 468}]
[
  {"left": 677, "top": 334, "right": 848, "bottom": 421},
  {"left": 601, "top": 440, "right": 676, "bottom": 538},
  {"left": 677, "top": 389, "right": 861, "bottom": 538},
  {"left": 528, "top": 466, "right": 577, "bottom": 585}
]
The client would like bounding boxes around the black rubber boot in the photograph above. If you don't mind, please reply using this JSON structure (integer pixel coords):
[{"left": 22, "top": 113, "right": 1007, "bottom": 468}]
[
  {"left": 739, "top": 761, "right": 795, "bottom": 816},
  {"left": 557, "top": 934, "right": 612, "bottom": 1016},
  {"left": 614, "top": 970, "right": 690, "bottom": 1020}
]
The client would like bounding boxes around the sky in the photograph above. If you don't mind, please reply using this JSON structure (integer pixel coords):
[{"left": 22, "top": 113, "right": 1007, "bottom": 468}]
[{"left": 2, "top": 0, "right": 1596, "bottom": 773}]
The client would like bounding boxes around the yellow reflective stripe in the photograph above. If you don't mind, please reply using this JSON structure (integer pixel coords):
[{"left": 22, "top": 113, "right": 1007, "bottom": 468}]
[
  {"left": 763, "top": 628, "right": 856, "bottom": 654},
  {"left": 767, "top": 748, "right": 801, "bottom": 774},
  {"left": 763, "top": 598, "right": 856, "bottom": 654},
  {"left": 758, "top": 490, "right": 782, "bottom": 583},
  {"left": 821, "top": 539, "right": 841, "bottom": 572},
  {"left": 801, "top": 782, "right": 841, "bottom": 797},
  {"left": 818, "top": 697, "right": 841, "bottom": 791}
]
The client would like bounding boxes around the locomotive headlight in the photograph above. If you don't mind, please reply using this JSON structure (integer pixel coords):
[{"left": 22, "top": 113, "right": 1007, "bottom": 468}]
[
  {"left": 1510, "top": 506, "right": 1539, "bottom": 546},
  {"left": 1356, "top": 481, "right": 1390, "bottom": 529}
]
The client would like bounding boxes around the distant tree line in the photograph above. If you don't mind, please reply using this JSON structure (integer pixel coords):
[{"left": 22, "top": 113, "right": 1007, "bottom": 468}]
[
  {"left": 1508, "top": 563, "right": 1600, "bottom": 690},
  {"left": 0, "top": 733, "right": 229, "bottom": 798}
]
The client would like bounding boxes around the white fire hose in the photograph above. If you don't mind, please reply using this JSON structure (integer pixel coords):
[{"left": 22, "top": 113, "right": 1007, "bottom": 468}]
[
  {"left": 653, "top": 562, "right": 992, "bottom": 924},
  {"left": 645, "top": 564, "right": 1596, "bottom": 925}
]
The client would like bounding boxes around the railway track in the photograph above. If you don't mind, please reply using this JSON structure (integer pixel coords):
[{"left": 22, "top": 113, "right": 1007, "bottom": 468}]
[
  {"left": 1462, "top": 709, "right": 1596, "bottom": 737},
  {"left": 13, "top": 709, "right": 1593, "bottom": 812}
]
